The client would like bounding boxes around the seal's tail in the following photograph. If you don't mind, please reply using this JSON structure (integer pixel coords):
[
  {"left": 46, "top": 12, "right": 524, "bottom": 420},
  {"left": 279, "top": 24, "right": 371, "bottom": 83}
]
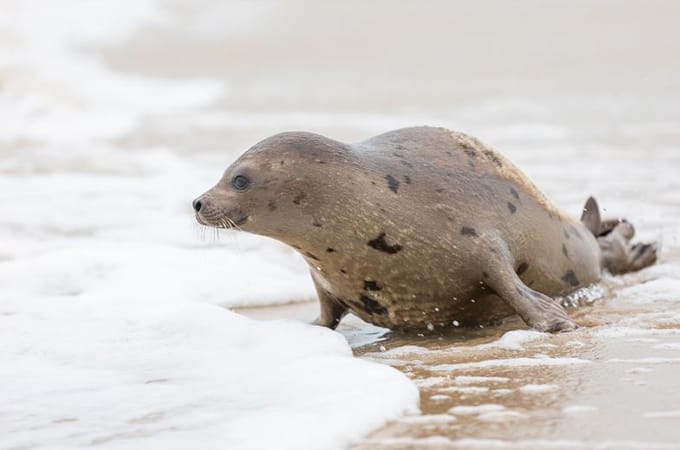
[{"left": 581, "top": 196, "right": 658, "bottom": 274}]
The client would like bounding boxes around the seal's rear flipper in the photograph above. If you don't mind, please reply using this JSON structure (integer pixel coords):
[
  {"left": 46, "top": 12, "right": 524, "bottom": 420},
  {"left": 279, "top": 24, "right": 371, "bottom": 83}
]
[
  {"left": 581, "top": 195, "right": 635, "bottom": 238},
  {"left": 584, "top": 196, "right": 658, "bottom": 274},
  {"left": 598, "top": 222, "right": 658, "bottom": 274},
  {"left": 581, "top": 196, "right": 602, "bottom": 236}
]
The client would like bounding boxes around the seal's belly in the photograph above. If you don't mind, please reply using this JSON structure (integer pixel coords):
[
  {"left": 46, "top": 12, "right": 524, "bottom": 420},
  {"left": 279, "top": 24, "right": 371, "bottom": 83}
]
[{"left": 318, "top": 207, "right": 601, "bottom": 331}]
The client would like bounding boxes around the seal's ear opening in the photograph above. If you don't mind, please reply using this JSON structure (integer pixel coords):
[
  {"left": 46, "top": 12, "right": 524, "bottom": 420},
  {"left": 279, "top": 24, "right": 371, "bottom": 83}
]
[{"left": 581, "top": 196, "right": 601, "bottom": 237}]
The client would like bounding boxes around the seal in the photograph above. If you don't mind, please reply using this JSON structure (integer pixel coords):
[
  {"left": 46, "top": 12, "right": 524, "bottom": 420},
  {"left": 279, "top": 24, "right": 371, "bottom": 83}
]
[{"left": 193, "top": 126, "right": 657, "bottom": 332}]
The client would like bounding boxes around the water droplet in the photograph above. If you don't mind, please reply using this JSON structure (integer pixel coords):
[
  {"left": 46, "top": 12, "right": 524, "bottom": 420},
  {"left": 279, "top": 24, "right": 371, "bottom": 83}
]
[
  {"left": 452, "top": 320, "right": 460, "bottom": 327},
  {"left": 427, "top": 323, "right": 434, "bottom": 331}
]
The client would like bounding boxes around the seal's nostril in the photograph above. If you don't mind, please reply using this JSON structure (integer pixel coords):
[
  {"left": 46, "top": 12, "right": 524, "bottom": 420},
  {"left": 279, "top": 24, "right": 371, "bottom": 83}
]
[{"left": 193, "top": 199, "right": 202, "bottom": 213}]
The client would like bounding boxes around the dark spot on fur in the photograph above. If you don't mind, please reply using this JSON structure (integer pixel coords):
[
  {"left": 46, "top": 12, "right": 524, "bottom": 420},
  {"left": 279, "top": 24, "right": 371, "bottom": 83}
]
[
  {"left": 400, "top": 160, "right": 413, "bottom": 168},
  {"left": 510, "top": 188, "right": 520, "bottom": 200},
  {"left": 293, "top": 193, "right": 306, "bottom": 205},
  {"left": 435, "top": 188, "right": 445, "bottom": 193},
  {"left": 561, "top": 270, "right": 580, "bottom": 287},
  {"left": 363, "top": 280, "right": 382, "bottom": 291},
  {"left": 393, "top": 152, "right": 404, "bottom": 158},
  {"left": 461, "top": 226, "right": 479, "bottom": 237},
  {"left": 304, "top": 252, "right": 320, "bottom": 261},
  {"left": 482, "top": 271, "right": 489, "bottom": 278},
  {"left": 403, "top": 175, "right": 411, "bottom": 184},
  {"left": 367, "top": 232, "right": 403, "bottom": 254},
  {"left": 564, "top": 229, "right": 570, "bottom": 240},
  {"left": 446, "top": 151, "right": 452, "bottom": 156},
  {"left": 562, "top": 243, "right": 570, "bottom": 259},
  {"left": 340, "top": 269, "right": 347, "bottom": 274},
  {"left": 371, "top": 181, "right": 376, "bottom": 185},
  {"left": 359, "top": 294, "right": 388, "bottom": 315},
  {"left": 312, "top": 220, "right": 322, "bottom": 227},
  {"left": 267, "top": 200, "right": 277, "bottom": 211},
  {"left": 516, "top": 262, "right": 529, "bottom": 275},
  {"left": 316, "top": 160, "right": 326, "bottom": 164},
  {"left": 507, "top": 202, "right": 517, "bottom": 214},
  {"left": 385, "top": 175, "right": 400, "bottom": 193},
  {"left": 490, "top": 248, "right": 499, "bottom": 254},
  {"left": 279, "top": 160, "right": 285, "bottom": 166},
  {"left": 326, "top": 248, "right": 335, "bottom": 253},
  {"left": 483, "top": 150, "right": 503, "bottom": 167}
]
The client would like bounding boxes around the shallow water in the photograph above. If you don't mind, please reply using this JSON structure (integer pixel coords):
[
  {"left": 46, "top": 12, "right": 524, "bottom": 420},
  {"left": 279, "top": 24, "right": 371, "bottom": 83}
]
[{"left": 3, "top": 0, "right": 680, "bottom": 449}]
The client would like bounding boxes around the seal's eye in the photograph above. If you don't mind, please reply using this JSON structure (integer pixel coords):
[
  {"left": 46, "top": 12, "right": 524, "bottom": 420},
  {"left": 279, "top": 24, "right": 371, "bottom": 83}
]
[{"left": 232, "top": 175, "right": 250, "bottom": 191}]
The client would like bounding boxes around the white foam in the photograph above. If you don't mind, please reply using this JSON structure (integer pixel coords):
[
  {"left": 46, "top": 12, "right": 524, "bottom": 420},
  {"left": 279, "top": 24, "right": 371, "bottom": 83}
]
[
  {"left": 454, "top": 376, "right": 510, "bottom": 385},
  {"left": 519, "top": 384, "right": 560, "bottom": 394},
  {"left": 431, "top": 357, "right": 591, "bottom": 372},
  {"left": 449, "top": 404, "right": 507, "bottom": 415},
  {"left": 562, "top": 405, "right": 598, "bottom": 415},
  {"left": 399, "top": 414, "right": 457, "bottom": 424},
  {"left": 413, "top": 376, "right": 453, "bottom": 388},
  {"left": 592, "top": 327, "right": 680, "bottom": 339},
  {"left": 440, "top": 386, "right": 490, "bottom": 395},
  {"left": 617, "top": 278, "right": 680, "bottom": 305},
  {"left": 477, "top": 330, "right": 547, "bottom": 351},
  {"left": 477, "top": 410, "right": 527, "bottom": 422},
  {"left": 1, "top": 299, "right": 418, "bottom": 450}
]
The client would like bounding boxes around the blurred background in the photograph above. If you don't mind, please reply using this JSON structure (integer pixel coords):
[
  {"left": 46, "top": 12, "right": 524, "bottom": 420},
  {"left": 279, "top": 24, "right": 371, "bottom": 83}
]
[{"left": 2, "top": 1, "right": 680, "bottom": 449}]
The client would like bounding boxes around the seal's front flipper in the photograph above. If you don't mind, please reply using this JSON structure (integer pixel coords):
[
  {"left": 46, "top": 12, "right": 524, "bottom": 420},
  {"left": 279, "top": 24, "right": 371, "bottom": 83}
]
[
  {"left": 485, "top": 253, "right": 577, "bottom": 333},
  {"left": 310, "top": 276, "right": 348, "bottom": 329},
  {"left": 598, "top": 222, "right": 658, "bottom": 274}
]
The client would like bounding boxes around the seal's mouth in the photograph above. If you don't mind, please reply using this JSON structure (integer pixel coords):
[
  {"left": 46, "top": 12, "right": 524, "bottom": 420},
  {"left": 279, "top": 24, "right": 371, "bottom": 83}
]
[{"left": 195, "top": 212, "right": 248, "bottom": 229}]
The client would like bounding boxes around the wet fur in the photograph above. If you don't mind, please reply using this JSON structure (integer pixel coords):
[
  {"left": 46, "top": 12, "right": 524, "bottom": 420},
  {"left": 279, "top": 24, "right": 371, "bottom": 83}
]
[{"left": 194, "top": 127, "right": 657, "bottom": 332}]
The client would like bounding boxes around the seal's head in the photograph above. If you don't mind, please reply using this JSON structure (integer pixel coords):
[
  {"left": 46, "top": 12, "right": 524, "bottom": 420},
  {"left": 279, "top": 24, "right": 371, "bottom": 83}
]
[{"left": 193, "top": 131, "right": 353, "bottom": 244}]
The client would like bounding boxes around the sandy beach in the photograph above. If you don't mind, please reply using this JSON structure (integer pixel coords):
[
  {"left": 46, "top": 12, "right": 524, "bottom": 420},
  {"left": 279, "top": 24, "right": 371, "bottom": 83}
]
[{"left": 2, "top": 1, "right": 680, "bottom": 449}]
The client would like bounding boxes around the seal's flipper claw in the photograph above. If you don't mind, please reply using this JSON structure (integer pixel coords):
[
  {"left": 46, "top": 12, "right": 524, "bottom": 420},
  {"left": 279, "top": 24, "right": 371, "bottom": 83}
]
[
  {"left": 581, "top": 196, "right": 602, "bottom": 237},
  {"left": 499, "top": 281, "right": 577, "bottom": 333}
]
